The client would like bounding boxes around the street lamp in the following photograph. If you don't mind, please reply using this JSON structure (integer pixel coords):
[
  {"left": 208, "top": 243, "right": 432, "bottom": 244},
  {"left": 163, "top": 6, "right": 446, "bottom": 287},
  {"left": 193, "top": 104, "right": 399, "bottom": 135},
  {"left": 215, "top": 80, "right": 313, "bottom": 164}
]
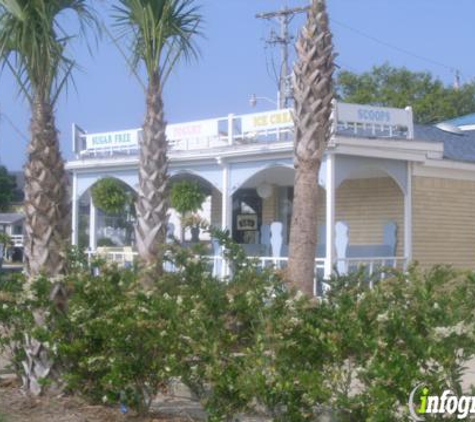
[{"left": 249, "top": 93, "right": 280, "bottom": 109}]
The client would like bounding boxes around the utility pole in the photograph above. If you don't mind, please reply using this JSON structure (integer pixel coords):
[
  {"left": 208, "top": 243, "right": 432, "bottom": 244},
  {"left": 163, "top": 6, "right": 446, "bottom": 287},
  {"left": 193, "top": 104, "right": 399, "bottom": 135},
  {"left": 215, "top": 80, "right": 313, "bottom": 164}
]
[
  {"left": 256, "top": 5, "right": 310, "bottom": 109},
  {"left": 454, "top": 69, "right": 461, "bottom": 90}
]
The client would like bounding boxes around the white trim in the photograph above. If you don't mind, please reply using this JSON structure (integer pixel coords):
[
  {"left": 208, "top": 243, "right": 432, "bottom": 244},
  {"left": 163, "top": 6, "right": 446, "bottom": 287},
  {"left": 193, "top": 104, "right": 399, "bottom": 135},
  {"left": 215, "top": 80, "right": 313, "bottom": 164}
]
[
  {"left": 89, "top": 200, "right": 97, "bottom": 251},
  {"left": 335, "top": 145, "right": 431, "bottom": 163},
  {"left": 335, "top": 136, "right": 444, "bottom": 156},
  {"left": 404, "top": 162, "right": 412, "bottom": 261},
  {"left": 414, "top": 159, "right": 475, "bottom": 181},
  {"left": 66, "top": 142, "right": 295, "bottom": 171},
  {"left": 219, "top": 160, "right": 231, "bottom": 277},
  {"left": 71, "top": 172, "right": 78, "bottom": 246},
  {"left": 324, "top": 153, "right": 335, "bottom": 279}
]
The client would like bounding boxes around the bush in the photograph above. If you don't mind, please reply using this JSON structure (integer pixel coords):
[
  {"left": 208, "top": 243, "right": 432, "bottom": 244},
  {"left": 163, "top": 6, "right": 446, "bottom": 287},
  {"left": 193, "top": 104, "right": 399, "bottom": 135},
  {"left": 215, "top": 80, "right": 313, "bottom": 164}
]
[
  {"left": 91, "top": 178, "right": 132, "bottom": 215},
  {"left": 97, "top": 237, "right": 117, "bottom": 247},
  {"left": 2, "top": 238, "right": 475, "bottom": 420}
]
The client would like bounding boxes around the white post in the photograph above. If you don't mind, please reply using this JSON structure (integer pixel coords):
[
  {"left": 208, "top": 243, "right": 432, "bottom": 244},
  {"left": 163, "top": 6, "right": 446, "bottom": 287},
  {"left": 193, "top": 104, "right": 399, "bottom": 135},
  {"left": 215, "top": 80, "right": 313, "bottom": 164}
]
[
  {"left": 404, "top": 161, "right": 413, "bottom": 267},
  {"left": 89, "top": 199, "right": 97, "bottom": 251},
  {"left": 227, "top": 114, "right": 234, "bottom": 145},
  {"left": 324, "top": 153, "right": 336, "bottom": 279},
  {"left": 220, "top": 159, "right": 232, "bottom": 276},
  {"left": 71, "top": 172, "right": 79, "bottom": 246},
  {"left": 405, "top": 106, "right": 414, "bottom": 139}
]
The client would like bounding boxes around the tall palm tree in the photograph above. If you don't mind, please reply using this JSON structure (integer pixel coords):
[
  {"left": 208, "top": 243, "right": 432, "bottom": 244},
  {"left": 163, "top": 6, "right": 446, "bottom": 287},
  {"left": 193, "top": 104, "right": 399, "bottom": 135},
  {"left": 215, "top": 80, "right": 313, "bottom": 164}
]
[
  {"left": 0, "top": 0, "right": 98, "bottom": 279},
  {"left": 113, "top": 0, "right": 201, "bottom": 286},
  {"left": 0, "top": 0, "right": 98, "bottom": 394},
  {"left": 287, "top": 0, "right": 335, "bottom": 295}
]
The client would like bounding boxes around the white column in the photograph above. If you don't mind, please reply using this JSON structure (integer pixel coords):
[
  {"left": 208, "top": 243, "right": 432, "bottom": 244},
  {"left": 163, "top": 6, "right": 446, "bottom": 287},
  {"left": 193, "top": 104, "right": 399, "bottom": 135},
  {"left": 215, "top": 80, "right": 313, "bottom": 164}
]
[
  {"left": 324, "top": 153, "right": 336, "bottom": 279},
  {"left": 89, "top": 199, "right": 97, "bottom": 251},
  {"left": 71, "top": 172, "right": 79, "bottom": 246},
  {"left": 220, "top": 159, "right": 232, "bottom": 276},
  {"left": 220, "top": 161, "right": 232, "bottom": 233},
  {"left": 404, "top": 161, "right": 413, "bottom": 265}
]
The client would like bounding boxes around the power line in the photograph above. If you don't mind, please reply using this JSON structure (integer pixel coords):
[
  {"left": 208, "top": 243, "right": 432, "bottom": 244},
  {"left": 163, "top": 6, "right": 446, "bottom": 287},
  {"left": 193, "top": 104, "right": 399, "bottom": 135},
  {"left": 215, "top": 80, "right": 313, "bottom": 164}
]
[
  {"left": 331, "top": 17, "right": 459, "bottom": 74},
  {"left": 0, "top": 109, "right": 29, "bottom": 143}
]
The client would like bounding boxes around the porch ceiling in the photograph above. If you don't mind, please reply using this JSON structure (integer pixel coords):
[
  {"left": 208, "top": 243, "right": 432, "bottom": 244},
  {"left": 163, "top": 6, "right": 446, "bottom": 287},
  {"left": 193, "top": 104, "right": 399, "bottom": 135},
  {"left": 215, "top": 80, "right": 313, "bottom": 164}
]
[{"left": 240, "top": 166, "right": 295, "bottom": 188}]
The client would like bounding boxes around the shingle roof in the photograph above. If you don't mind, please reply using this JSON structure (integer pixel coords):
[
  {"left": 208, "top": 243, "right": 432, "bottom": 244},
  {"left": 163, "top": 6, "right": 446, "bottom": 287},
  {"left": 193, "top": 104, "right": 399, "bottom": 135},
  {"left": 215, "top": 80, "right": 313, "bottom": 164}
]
[
  {"left": 444, "top": 113, "right": 475, "bottom": 127},
  {"left": 414, "top": 125, "right": 475, "bottom": 163},
  {"left": 0, "top": 213, "right": 24, "bottom": 225}
]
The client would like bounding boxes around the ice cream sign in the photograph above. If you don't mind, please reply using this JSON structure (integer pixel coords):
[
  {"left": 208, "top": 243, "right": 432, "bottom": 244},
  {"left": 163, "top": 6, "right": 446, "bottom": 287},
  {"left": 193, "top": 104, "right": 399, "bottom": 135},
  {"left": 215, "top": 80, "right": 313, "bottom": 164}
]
[{"left": 242, "top": 109, "right": 293, "bottom": 133}]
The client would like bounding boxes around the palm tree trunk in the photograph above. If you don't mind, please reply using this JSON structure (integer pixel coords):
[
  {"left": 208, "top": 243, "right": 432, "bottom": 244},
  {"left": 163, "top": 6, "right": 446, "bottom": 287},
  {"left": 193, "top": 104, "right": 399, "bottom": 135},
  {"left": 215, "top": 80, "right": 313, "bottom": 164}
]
[
  {"left": 22, "top": 98, "right": 70, "bottom": 395},
  {"left": 24, "top": 99, "right": 70, "bottom": 278},
  {"left": 287, "top": 0, "right": 335, "bottom": 294},
  {"left": 135, "top": 75, "right": 169, "bottom": 287}
]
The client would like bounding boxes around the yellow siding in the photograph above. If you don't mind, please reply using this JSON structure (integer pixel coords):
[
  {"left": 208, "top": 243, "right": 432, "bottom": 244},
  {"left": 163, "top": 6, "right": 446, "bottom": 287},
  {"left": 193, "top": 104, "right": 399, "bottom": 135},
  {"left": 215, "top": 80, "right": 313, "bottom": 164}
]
[
  {"left": 316, "top": 177, "right": 404, "bottom": 256},
  {"left": 412, "top": 176, "right": 475, "bottom": 269},
  {"left": 262, "top": 188, "right": 277, "bottom": 224},
  {"left": 337, "top": 177, "right": 404, "bottom": 257},
  {"left": 210, "top": 189, "right": 222, "bottom": 227}
]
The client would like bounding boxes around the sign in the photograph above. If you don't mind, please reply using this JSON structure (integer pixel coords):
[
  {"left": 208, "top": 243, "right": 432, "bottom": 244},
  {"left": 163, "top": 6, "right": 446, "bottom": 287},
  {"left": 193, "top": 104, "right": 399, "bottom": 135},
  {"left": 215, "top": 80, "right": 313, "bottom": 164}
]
[
  {"left": 241, "top": 109, "right": 293, "bottom": 133},
  {"left": 85, "top": 129, "right": 139, "bottom": 150},
  {"left": 236, "top": 214, "right": 258, "bottom": 231},
  {"left": 337, "top": 103, "right": 411, "bottom": 127},
  {"left": 166, "top": 119, "right": 218, "bottom": 140}
]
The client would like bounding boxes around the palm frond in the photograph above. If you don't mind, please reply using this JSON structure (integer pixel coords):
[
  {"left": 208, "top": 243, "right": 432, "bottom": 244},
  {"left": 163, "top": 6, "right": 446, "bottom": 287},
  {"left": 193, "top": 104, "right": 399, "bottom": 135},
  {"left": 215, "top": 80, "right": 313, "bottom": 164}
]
[
  {"left": 0, "top": 0, "right": 100, "bottom": 104},
  {"left": 112, "top": 0, "right": 202, "bottom": 88}
]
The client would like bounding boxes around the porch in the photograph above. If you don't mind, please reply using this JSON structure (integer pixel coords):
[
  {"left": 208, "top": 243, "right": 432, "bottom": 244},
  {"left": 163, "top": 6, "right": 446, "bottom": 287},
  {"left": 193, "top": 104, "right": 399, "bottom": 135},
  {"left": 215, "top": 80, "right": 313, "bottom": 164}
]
[{"left": 78, "top": 152, "right": 410, "bottom": 288}]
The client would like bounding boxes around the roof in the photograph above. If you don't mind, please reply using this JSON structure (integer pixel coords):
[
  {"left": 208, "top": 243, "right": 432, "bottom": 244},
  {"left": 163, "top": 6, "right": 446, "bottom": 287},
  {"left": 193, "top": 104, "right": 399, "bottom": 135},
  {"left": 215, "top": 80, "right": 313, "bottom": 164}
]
[
  {"left": 444, "top": 113, "right": 475, "bottom": 127},
  {"left": 414, "top": 125, "right": 475, "bottom": 163},
  {"left": 0, "top": 213, "right": 24, "bottom": 225}
]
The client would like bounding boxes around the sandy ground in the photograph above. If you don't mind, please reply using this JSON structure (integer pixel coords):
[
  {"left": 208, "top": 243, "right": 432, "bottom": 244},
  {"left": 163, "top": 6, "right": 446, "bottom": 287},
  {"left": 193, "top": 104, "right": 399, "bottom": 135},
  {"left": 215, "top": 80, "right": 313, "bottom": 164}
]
[{"left": 0, "top": 382, "right": 190, "bottom": 422}]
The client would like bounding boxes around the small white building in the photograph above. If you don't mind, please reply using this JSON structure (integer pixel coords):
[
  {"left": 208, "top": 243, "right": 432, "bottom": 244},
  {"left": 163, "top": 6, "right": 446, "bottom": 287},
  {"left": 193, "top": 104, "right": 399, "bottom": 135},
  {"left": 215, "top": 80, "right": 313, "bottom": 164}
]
[
  {"left": 0, "top": 213, "right": 24, "bottom": 262},
  {"left": 66, "top": 102, "right": 475, "bottom": 285}
]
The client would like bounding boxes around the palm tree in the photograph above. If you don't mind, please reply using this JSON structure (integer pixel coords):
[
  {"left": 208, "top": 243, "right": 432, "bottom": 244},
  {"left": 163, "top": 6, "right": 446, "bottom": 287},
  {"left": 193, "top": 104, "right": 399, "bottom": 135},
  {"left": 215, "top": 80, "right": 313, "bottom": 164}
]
[
  {"left": 0, "top": 0, "right": 98, "bottom": 394},
  {"left": 113, "top": 0, "right": 202, "bottom": 286},
  {"left": 287, "top": 0, "right": 335, "bottom": 295},
  {"left": 0, "top": 0, "right": 98, "bottom": 279}
]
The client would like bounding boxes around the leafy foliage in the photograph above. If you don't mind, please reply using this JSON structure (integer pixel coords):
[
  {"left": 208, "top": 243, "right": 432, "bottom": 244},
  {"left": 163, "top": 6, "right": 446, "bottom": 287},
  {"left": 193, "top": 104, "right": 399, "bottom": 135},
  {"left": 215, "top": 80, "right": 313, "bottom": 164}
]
[
  {"left": 337, "top": 63, "right": 475, "bottom": 124},
  {"left": 0, "top": 166, "right": 16, "bottom": 211},
  {"left": 170, "top": 180, "right": 206, "bottom": 215},
  {"left": 2, "top": 240, "right": 475, "bottom": 419},
  {"left": 91, "top": 178, "right": 132, "bottom": 215}
]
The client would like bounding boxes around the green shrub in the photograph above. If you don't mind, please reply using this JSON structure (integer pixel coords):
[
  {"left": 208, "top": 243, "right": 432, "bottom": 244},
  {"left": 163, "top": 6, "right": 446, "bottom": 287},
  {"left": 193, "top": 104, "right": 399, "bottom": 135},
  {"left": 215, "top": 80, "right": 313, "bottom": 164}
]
[
  {"left": 2, "top": 237, "right": 475, "bottom": 420},
  {"left": 96, "top": 237, "right": 117, "bottom": 247},
  {"left": 91, "top": 177, "right": 132, "bottom": 215}
]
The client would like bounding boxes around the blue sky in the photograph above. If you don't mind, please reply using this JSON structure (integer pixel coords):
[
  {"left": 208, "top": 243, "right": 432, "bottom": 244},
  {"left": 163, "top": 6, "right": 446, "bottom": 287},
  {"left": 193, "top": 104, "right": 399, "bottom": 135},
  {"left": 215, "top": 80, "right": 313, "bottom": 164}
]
[{"left": 1, "top": 0, "right": 474, "bottom": 170}]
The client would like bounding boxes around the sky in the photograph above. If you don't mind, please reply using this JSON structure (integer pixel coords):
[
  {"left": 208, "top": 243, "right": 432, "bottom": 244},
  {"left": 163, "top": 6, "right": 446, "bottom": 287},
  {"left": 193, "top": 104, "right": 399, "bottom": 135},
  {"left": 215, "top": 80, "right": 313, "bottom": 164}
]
[{"left": 1, "top": 0, "right": 475, "bottom": 171}]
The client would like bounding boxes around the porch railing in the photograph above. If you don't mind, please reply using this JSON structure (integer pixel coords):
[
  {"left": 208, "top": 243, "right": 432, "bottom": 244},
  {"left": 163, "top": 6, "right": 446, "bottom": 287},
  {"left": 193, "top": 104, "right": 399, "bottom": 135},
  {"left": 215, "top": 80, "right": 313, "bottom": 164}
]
[
  {"left": 73, "top": 103, "right": 414, "bottom": 158},
  {"left": 335, "top": 256, "right": 407, "bottom": 287},
  {"left": 85, "top": 250, "right": 408, "bottom": 295}
]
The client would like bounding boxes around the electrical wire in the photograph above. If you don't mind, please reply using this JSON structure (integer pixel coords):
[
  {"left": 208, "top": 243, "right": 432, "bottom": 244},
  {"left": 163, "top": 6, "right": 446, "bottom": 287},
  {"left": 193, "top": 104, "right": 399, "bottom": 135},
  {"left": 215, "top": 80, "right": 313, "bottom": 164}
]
[
  {"left": 0, "top": 111, "right": 29, "bottom": 143},
  {"left": 330, "top": 17, "right": 459, "bottom": 74}
]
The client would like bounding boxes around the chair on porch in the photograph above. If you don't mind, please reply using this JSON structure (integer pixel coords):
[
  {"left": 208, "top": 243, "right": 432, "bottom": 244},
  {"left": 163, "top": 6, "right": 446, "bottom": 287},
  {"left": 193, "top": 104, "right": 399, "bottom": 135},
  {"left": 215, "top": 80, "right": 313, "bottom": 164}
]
[{"left": 344, "top": 221, "right": 398, "bottom": 276}]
